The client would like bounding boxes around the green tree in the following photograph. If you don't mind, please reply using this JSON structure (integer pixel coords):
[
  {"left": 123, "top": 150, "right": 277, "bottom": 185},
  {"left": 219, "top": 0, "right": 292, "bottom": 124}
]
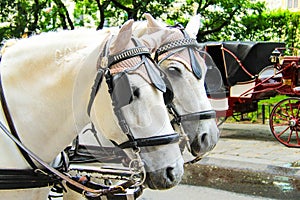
[
  {"left": 1, "top": 0, "right": 299, "bottom": 49},
  {"left": 164, "top": 0, "right": 266, "bottom": 42},
  {"left": 232, "top": 9, "right": 300, "bottom": 48}
]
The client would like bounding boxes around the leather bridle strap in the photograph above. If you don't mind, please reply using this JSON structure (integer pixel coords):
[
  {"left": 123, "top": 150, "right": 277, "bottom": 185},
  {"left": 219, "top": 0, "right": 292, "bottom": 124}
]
[
  {"left": 0, "top": 75, "right": 38, "bottom": 169},
  {"left": 108, "top": 46, "right": 150, "bottom": 67},
  {"left": 118, "top": 133, "right": 180, "bottom": 149},
  {"left": 167, "top": 103, "right": 216, "bottom": 125}
]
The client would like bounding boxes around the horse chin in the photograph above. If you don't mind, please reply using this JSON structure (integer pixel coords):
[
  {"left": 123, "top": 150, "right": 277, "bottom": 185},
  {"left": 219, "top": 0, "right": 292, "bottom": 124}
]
[
  {"left": 189, "top": 131, "right": 219, "bottom": 157},
  {"left": 144, "top": 161, "right": 184, "bottom": 190},
  {"left": 183, "top": 120, "right": 220, "bottom": 157}
]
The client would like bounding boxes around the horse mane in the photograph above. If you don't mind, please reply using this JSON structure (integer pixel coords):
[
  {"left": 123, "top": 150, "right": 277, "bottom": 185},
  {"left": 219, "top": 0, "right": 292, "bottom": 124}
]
[
  {"left": 1, "top": 39, "right": 18, "bottom": 55},
  {"left": 1, "top": 29, "right": 112, "bottom": 58}
]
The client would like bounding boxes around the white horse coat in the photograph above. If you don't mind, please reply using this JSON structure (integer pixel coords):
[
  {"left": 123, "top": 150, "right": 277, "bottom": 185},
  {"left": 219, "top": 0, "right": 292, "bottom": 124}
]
[{"left": 0, "top": 20, "right": 183, "bottom": 199}]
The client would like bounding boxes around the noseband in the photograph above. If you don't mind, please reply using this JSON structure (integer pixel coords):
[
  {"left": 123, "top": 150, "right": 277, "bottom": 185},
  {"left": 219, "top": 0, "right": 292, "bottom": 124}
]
[{"left": 87, "top": 37, "right": 180, "bottom": 150}]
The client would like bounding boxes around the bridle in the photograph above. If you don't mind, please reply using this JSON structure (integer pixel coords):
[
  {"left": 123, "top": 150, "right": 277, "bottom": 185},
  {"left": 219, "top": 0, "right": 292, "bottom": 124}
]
[
  {"left": 154, "top": 24, "right": 216, "bottom": 161},
  {"left": 0, "top": 35, "right": 180, "bottom": 198},
  {"left": 87, "top": 37, "right": 180, "bottom": 151}
]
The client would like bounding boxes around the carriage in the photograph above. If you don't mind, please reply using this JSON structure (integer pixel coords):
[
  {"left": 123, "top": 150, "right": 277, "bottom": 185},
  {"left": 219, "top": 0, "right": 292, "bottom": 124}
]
[{"left": 201, "top": 41, "right": 300, "bottom": 148}]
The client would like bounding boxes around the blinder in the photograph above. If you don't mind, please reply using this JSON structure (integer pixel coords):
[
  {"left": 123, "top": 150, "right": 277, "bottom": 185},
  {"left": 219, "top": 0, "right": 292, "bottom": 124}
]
[
  {"left": 205, "top": 65, "right": 223, "bottom": 94},
  {"left": 162, "top": 74, "right": 174, "bottom": 105},
  {"left": 111, "top": 72, "right": 133, "bottom": 109},
  {"left": 198, "top": 50, "right": 225, "bottom": 96}
]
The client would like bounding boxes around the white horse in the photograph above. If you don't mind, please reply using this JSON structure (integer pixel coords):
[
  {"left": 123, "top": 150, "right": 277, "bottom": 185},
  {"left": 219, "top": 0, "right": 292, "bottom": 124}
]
[
  {"left": 61, "top": 14, "right": 220, "bottom": 200},
  {"left": 0, "top": 20, "right": 184, "bottom": 199},
  {"left": 134, "top": 14, "right": 220, "bottom": 158}
]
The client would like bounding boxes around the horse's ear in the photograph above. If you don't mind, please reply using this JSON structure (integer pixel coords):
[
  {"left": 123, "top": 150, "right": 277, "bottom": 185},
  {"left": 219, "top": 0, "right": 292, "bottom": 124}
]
[
  {"left": 110, "top": 19, "right": 134, "bottom": 54},
  {"left": 185, "top": 14, "right": 202, "bottom": 39},
  {"left": 144, "top": 13, "right": 163, "bottom": 34}
]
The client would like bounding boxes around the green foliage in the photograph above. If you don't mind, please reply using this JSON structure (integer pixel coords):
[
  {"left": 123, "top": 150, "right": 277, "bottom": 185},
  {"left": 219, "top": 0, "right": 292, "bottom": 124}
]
[{"left": 0, "top": 0, "right": 300, "bottom": 49}]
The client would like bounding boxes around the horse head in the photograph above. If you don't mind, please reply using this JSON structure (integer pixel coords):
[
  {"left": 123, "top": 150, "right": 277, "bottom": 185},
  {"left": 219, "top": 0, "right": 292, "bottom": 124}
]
[
  {"left": 137, "top": 14, "right": 220, "bottom": 159},
  {"left": 88, "top": 20, "right": 184, "bottom": 189}
]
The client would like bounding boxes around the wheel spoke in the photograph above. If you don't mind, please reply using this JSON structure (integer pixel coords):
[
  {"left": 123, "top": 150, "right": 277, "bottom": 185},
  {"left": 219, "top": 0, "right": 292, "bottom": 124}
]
[
  {"left": 278, "top": 106, "right": 289, "bottom": 118},
  {"left": 286, "top": 129, "right": 293, "bottom": 143},
  {"left": 296, "top": 102, "right": 300, "bottom": 117},
  {"left": 270, "top": 97, "right": 300, "bottom": 148},
  {"left": 276, "top": 126, "right": 290, "bottom": 137},
  {"left": 296, "top": 129, "right": 300, "bottom": 145},
  {"left": 288, "top": 99, "right": 293, "bottom": 115},
  {"left": 273, "top": 112, "right": 288, "bottom": 122}
]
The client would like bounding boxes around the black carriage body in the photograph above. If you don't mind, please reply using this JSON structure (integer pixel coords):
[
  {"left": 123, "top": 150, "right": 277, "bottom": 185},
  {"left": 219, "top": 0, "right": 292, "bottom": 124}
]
[
  {"left": 201, "top": 41, "right": 286, "bottom": 86},
  {"left": 202, "top": 41, "right": 300, "bottom": 148},
  {"left": 201, "top": 41, "right": 286, "bottom": 118}
]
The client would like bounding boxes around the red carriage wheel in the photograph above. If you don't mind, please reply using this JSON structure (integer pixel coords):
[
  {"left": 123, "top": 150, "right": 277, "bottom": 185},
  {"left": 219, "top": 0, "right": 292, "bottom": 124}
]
[{"left": 269, "top": 97, "right": 300, "bottom": 148}]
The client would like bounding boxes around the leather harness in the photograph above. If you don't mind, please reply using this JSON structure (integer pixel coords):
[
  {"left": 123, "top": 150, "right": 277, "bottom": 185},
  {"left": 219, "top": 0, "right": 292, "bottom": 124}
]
[{"left": 0, "top": 36, "right": 180, "bottom": 198}]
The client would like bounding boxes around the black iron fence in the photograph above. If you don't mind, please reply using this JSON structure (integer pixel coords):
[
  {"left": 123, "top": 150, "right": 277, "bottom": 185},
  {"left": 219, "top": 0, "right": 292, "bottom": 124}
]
[{"left": 229, "top": 103, "right": 273, "bottom": 124}]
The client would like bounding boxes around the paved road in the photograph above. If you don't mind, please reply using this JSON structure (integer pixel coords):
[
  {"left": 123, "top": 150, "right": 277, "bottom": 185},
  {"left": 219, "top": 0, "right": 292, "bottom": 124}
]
[
  {"left": 180, "top": 123, "right": 300, "bottom": 199},
  {"left": 140, "top": 184, "right": 274, "bottom": 200}
]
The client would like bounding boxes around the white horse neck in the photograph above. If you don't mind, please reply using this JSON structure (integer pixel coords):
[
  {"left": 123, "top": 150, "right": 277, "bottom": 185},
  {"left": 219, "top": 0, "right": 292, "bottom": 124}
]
[{"left": 0, "top": 29, "right": 110, "bottom": 166}]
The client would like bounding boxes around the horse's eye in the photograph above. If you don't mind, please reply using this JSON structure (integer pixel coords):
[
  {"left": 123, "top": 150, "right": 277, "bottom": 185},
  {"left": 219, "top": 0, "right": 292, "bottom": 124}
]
[
  {"left": 167, "top": 66, "right": 182, "bottom": 75},
  {"left": 132, "top": 86, "right": 140, "bottom": 98}
]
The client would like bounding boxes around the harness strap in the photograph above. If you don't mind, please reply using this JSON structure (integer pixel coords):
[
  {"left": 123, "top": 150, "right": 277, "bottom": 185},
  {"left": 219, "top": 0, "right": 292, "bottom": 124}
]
[
  {"left": 167, "top": 103, "right": 216, "bottom": 125},
  {"left": 66, "top": 176, "right": 137, "bottom": 200},
  {"left": 0, "top": 74, "right": 38, "bottom": 169},
  {"left": 0, "top": 169, "right": 60, "bottom": 189},
  {"left": 0, "top": 120, "right": 133, "bottom": 195},
  {"left": 87, "top": 68, "right": 106, "bottom": 116}
]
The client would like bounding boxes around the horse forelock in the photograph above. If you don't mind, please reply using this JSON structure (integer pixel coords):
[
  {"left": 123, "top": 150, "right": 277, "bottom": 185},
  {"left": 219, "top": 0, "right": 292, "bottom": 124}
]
[
  {"left": 157, "top": 28, "right": 194, "bottom": 72},
  {"left": 110, "top": 57, "right": 153, "bottom": 84}
]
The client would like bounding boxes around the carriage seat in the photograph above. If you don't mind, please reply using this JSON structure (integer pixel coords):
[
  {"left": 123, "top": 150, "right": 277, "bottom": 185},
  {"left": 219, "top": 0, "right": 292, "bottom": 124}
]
[
  {"left": 293, "top": 87, "right": 300, "bottom": 93},
  {"left": 230, "top": 79, "right": 256, "bottom": 98},
  {"left": 257, "top": 66, "right": 282, "bottom": 88}
]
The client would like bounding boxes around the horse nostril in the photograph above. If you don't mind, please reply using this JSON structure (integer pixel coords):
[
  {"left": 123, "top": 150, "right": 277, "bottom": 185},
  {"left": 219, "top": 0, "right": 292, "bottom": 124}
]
[
  {"left": 166, "top": 167, "right": 175, "bottom": 182},
  {"left": 201, "top": 133, "right": 208, "bottom": 143}
]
